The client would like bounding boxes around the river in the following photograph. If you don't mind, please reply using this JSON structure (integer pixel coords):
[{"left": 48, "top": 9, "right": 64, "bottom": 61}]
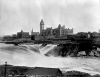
[{"left": 0, "top": 43, "right": 100, "bottom": 75}]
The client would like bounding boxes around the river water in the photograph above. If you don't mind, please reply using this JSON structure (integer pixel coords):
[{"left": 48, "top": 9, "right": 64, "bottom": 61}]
[{"left": 0, "top": 43, "right": 100, "bottom": 75}]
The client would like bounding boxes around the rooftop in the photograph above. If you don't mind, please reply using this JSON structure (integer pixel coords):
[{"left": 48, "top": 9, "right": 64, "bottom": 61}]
[{"left": 24, "top": 67, "right": 62, "bottom": 76}]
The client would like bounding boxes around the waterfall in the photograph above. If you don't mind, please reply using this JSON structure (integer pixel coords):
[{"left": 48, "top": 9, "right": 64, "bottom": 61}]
[{"left": 0, "top": 43, "right": 100, "bottom": 75}]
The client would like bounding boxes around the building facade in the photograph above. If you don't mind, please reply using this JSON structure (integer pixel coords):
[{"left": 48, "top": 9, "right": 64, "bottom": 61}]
[
  {"left": 17, "top": 30, "right": 30, "bottom": 38},
  {"left": 31, "top": 28, "right": 39, "bottom": 36},
  {"left": 41, "top": 27, "right": 52, "bottom": 36},
  {"left": 40, "top": 20, "right": 73, "bottom": 37}
]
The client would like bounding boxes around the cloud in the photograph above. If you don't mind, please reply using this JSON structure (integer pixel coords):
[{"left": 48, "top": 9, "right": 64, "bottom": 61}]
[{"left": 0, "top": 0, "right": 100, "bottom": 35}]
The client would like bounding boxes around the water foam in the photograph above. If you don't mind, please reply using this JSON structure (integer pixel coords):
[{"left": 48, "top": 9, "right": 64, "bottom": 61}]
[{"left": 0, "top": 43, "right": 100, "bottom": 75}]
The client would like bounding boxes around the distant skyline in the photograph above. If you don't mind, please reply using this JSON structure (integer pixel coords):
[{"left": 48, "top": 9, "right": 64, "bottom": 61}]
[{"left": 0, "top": 0, "right": 100, "bottom": 36}]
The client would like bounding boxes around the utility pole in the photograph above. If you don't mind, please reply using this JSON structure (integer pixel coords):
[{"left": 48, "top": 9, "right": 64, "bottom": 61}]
[{"left": 4, "top": 62, "right": 7, "bottom": 77}]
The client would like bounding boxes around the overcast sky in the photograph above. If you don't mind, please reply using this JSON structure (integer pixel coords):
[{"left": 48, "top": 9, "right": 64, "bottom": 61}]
[{"left": 0, "top": 0, "right": 100, "bottom": 36}]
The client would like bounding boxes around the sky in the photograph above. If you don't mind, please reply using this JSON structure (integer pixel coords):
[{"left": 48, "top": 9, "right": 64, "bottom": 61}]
[{"left": 0, "top": 0, "right": 100, "bottom": 36}]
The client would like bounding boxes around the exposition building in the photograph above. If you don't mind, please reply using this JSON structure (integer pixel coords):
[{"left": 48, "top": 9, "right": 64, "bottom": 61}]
[{"left": 40, "top": 19, "right": 73, "bottom": 37}]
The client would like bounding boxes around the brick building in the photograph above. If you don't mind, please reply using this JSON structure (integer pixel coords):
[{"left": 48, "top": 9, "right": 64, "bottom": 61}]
[{"left": 17, "top": 30, "right": 30, "bottom": 38}]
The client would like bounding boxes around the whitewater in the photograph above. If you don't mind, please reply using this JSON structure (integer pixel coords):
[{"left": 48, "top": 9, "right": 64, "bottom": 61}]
[{"left": 0, "top": 43, "right": 100, "bottom": 75}]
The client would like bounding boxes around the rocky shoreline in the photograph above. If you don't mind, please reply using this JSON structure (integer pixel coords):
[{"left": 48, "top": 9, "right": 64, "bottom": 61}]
[
  {"left": 63, "top": 71, "right": 100, "bottom": 77},
  {"left": 45, "top": 44, "right": 100, "bottom": 57}
]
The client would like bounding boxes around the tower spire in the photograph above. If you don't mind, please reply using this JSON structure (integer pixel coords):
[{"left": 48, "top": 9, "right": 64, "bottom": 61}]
[
  {"left": 40, "top": 19, "right": 44, "bottom": 34},
  {"left": 40, "top": 19, "right": 44, "bottom": 25},
  {"left": 31, "top": 28, "right": 33, "bottom": 35}
]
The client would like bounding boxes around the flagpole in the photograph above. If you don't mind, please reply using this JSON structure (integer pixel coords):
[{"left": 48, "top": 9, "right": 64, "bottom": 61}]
[{"left": 4, "top": 62, "right": 7, "bottom": 77}]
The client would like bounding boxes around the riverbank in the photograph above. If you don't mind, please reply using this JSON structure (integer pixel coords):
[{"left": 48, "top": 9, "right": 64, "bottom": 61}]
[{"left": 0, "top": 64, "right": 100, "bottom": 77}]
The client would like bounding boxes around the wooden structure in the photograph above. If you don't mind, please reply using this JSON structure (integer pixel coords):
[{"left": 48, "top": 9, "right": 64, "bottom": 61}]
[{"left": 24, "top": 67, "right": 63, "bottom": 77}]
